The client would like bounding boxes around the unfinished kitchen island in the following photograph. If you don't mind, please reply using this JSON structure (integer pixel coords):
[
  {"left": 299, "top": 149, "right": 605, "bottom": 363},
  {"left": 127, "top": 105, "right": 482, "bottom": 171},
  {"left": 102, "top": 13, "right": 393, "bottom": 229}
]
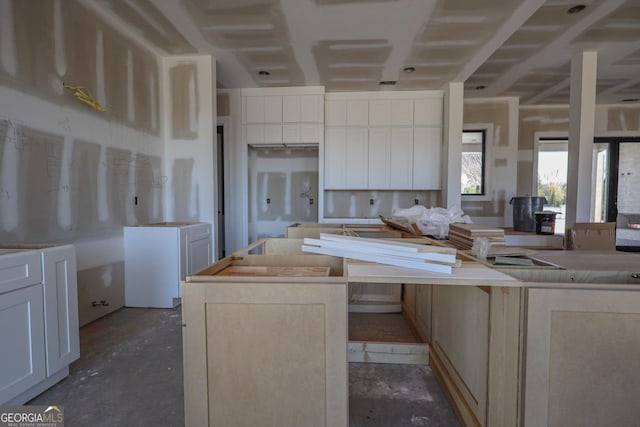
[
  {"left": 182, "top": 235, "right": 640, "bottom": 427},
  {"left": 181, "top": 249, "right": 348, "bottom": 427}
]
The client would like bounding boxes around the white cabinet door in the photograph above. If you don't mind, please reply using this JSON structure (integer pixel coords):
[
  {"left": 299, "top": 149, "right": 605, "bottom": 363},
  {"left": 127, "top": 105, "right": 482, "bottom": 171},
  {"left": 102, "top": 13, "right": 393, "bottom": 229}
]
[
  {"left": 368, "top": 128, "right": 390, "bottom": 189},
  {"left": 300, "top": 95, "right": 320, "bottom": 122},
  {"left": 264, "top": 124, "right": 282, "bottom": 143},
  {"left": 245, "top": 96, "right": 265, "bottom": 123},
  {"left": 188, "top": 238, "right": 211, "bottom": 275},
  {"left": 264, "top": 96, "right": 282, "bottom": 123},
  {"left": 369, "top": 100, "right": 391, "bottom": 126},
  {"left": 325, "top": 99, "right": 347, "bottom": 126},
  {"left": 325, "top": 128, "right": 368, "bottom": 189},
  {"left": 414, "top": 98, "right": 443, "bottom": 126},
  {"left": 413, "top": 127, "right": 442, "bottom": 189},
  {"left": 185, "top": 224, "right": 212, "bottom": 276},
  {"left": 347, "top": 100, "right": 368, "bottom": 126},
  {"left": 324, "top": 128, "right": 347, "bottom": 189},
  {"left": 346, "top": 128, "right": 369, "bottom": 188},
  {"left": 391, "top": 99, "right": 414, "bottom": 126},
  {"left": 246, "top": 125, "right": 265, "bottom": 144},
  {"left": 390, "top": 127, "right": 414, "bottom": 189},
  {"left": 245, "top": 96, "right": 282, "bottom": 123},
  {"left": 282, "top": 96, "right": 301, "bottom": 123},
  {"left": 300, "top": 124, "right": 320, "bottom": 143},
  {"left": 0, "top": 284, "right": 46, "bottom": 404},
  {"left": 42, "top": 246, "right": 80, "bottom": 376},
  {"left": 283, "top": 124, "right": 320, "bottom": 143}
]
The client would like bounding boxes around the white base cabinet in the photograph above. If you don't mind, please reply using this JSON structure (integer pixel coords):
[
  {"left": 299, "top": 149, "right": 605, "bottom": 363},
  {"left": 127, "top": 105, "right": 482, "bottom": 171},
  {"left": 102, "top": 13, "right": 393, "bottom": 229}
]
[
  {"left": 124, "top": 222, "right": 212, "bottom": 308},
  {"left": 0, "top": 245, "right": 79, "bottom": 405}
]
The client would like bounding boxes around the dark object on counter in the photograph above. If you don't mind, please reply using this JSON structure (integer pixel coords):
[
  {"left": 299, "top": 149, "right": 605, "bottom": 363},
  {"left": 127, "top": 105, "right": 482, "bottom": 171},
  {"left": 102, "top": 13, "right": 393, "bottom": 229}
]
[
  {"left": 535, "top": 211, "right": 557, "bottom": 235},
  {"left": 510, "top": 196, "right": 547, "bottom": 232}
]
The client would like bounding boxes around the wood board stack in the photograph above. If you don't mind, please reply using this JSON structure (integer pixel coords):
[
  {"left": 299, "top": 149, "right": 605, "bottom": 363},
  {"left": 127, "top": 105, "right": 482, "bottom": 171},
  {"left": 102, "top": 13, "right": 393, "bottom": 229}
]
[
  {"left": 301, "top": 233, "right": 458, "bottom": 274},
  {"left": 448, "top": 223, "right": 506, "bottom": 251}
]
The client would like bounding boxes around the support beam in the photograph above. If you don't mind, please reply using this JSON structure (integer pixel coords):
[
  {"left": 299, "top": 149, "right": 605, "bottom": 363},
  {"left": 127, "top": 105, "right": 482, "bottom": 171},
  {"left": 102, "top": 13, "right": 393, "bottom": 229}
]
[
  {"left": 443, "top": 82, "right": 464, "bottom": 209},
  {"left": 565, "top": 51, "right": 597, "bottom": 229}
]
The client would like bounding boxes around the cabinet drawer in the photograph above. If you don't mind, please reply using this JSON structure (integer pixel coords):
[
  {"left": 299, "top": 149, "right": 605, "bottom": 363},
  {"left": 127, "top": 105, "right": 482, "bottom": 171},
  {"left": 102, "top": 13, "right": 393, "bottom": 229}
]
[
  {"left": 0, "top": 251, "right": 42, "bottom": 294},
  {"left": 188, "top": 224, "right": 211, "bottom": 241}
]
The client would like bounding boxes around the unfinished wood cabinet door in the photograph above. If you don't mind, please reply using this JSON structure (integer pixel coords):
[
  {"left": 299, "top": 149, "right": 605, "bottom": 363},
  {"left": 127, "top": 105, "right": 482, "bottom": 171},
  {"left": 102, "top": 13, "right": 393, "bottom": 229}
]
[
  {"left": 182, "top": 280, "right": 348, "bottom": 427},
  {"left": 524, "top": 288, "right": 640, "bottom": 427}
]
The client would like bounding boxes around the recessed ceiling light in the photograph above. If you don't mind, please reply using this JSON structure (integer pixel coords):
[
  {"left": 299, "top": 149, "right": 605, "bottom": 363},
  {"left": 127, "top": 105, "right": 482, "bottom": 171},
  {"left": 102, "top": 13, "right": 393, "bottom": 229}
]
[
  {"left": 403, "top": 67, "right": 415, "bottom": 73},
  {"left": 258, "top": 70, "right": 270, "bottom": 76},
  {"left": 622, "top": 98, "right": 640, "bottom": 102},
  {"left": 567, "top": 4, "right": 586, "bottom": 15},
  {"left": 475, "top": 85, "right": 486, "bottom": 90},
  {"left": 379, "top": 81, "right": 397, "bottom": 86}
]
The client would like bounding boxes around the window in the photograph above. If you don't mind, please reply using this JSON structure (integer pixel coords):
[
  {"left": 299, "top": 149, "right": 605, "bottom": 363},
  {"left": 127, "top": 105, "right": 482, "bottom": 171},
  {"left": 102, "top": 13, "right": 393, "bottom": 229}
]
[
  {"left": 461, "top": 130, "right": 486, "bottom": 195},
  {"left": 535, "top": 137, "right": 568, "bottom": 233}
]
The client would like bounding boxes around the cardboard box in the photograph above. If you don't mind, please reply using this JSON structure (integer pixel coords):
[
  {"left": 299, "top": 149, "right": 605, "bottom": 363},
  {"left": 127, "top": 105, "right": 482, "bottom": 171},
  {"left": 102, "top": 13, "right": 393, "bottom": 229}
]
[{"left": 567, "top": 222, "right": 616, "bottom": 250}]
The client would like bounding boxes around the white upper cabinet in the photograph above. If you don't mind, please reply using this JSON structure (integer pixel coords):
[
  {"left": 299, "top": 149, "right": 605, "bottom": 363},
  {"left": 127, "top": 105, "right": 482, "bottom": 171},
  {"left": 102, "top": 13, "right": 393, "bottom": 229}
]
[
  {"left": 282, "top": 95, "right": 321, "bottom": 123},
  {"left": 414, "top": 98, "right": 443, "bottom": 126},
  {"left": 347, "top": 100, "right": 368, "bottom": 126},
  {"left": 391, "top": 99, "right": 414, "bottom": 126},
  {"left": 245, "top": 96, "right": 282, "bottom": 123},
  {"left": 390, "top": 128, "right": 414, "bottom": 189},
  {"left": 413, "top": 127, "right": 442, "bottom": 189},
  {"left": 368, "top": 128, "right": 390, "bottom": 188},
  {"left": 325, "top": 99, "right": 347, "bottom": 126},
  {"left": 243, "top": 88, "right": 324, "bottom": 145},
  {"left": 300, "top": 95, "right": 321, "bottom": 122},
  {"left": 324, "top": 91, "right": 443, "bottom": 191},
  {"left": 245, "top": 96, "right": 264, "bottom": 123},
  {"left": 324, "top": 127, "right": 368, "bottom": 189},
  {"left": 264, "top": 96, "right": 282, "bottom": 123},
  {"left": 369, "top": 100, "right": 391, "bottom": 126}
]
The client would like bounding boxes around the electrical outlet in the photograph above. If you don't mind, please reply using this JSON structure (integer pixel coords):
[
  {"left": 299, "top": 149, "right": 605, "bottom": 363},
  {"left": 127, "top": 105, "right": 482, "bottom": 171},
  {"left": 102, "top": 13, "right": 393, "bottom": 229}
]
[
  {"left": 309, "top": 198, "right": 314, "bottom": 205},
  {"left": 134, "top": 196, "right": 138, "bottom": 206},
  {"left": 414, "top": 199, "right": 419, "bottom": 205},
  {"left": 266, "top": 198, "right": 271, "bottom": 204},
  {"left": 369, "top": 199, "right": 374, "bottom": 205}
]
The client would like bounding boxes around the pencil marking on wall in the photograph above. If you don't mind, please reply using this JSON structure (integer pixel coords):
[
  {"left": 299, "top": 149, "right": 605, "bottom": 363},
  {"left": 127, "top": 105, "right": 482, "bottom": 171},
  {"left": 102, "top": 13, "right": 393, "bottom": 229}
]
[{"left": 0, "top": 0, "right": 17, "bottom": 76}]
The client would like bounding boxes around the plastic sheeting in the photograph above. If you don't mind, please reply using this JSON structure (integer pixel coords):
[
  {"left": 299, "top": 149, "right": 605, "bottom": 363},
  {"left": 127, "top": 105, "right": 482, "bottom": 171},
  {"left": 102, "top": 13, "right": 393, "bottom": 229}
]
[{"left": 391, "top": 205, "right": 471, "bottom": 239}]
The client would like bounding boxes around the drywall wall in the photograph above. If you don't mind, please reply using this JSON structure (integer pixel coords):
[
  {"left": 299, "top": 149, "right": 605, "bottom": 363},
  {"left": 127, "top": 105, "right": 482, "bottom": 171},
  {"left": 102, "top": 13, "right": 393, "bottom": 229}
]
[
  {"left": 0, "top": 0, "right": 164, "bottom": 325},
  {"left": 324, "top": 190, "right": 439, "bottom": 218},
  {"left": 248, "top": 146, "right": 319, "bottom": 242},
  {"left": 162, "top": 55, "right": 216, "bottom": 235},
  {"left": 462, "top": 98, "right": 519, "bottom": 226}
]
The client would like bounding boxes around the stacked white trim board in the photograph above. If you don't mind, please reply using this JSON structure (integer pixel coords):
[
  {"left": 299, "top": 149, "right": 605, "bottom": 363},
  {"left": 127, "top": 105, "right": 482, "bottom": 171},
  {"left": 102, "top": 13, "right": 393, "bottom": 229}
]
[{"left": 301, "top": 233, "right": 458, "bottom": 274}]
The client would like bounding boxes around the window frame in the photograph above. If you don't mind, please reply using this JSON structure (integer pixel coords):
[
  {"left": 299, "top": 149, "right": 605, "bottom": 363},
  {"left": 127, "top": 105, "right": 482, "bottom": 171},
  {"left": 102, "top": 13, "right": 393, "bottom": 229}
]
[{"left": 461, "top": 124, "right": 493, "bottom": 201}]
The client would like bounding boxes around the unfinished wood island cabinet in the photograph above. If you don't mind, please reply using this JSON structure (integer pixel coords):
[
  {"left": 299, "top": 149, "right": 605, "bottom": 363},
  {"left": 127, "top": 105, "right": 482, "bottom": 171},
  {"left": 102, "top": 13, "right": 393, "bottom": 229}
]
[{"left": 181, "top": 249, "right": 348, "bottom": 427}]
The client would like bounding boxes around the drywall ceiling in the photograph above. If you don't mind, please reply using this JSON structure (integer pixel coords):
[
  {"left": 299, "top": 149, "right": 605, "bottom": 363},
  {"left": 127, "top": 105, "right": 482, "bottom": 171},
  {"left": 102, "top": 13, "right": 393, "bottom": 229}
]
[{"left": 100, "top": 0, "right": 640, "bottom": 104}]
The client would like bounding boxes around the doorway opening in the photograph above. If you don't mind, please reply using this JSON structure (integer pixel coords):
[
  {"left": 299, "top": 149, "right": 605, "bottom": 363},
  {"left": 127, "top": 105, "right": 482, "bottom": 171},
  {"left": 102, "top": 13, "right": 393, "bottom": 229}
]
[{"left": 216, "top": 125, "right": 226, "bottom": 259}]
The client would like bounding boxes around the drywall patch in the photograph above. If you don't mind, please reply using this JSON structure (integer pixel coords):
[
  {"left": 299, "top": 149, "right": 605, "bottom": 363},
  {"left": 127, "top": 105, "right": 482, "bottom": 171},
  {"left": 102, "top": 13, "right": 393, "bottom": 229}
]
[
  {"left": 0, "top": 0, "right": 17, "bottom": 76},
  {"left": 607, "top": 107, "right": 640, "bottom": 131},
  {"left": 70, "top": 139, "right": 102, "bottom": 235},
  {"left": 170, "top": 63, "right": 199, "bottom": 140}
]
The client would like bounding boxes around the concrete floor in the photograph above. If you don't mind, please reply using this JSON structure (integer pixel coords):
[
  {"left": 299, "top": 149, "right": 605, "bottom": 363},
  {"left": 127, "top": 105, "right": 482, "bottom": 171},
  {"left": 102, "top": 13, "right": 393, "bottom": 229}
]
[{"left": 30, "top": 307, "right": 460, "bottom": 427}]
